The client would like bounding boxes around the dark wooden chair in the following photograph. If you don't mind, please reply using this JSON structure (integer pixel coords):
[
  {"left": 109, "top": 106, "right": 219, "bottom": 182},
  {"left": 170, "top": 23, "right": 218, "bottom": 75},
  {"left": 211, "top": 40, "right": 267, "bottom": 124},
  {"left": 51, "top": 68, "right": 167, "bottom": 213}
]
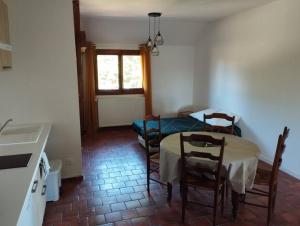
[
  {"left": 203, "top": 113, "right": 236, "bottom": 135},
  {"left": 203, "top": 113, "right": 236, "bottom": 199},
  {"left": 180, "top": 133, "right": 226, "bottom": 226},
  {"left": 143, "top": 115, "right": 172, "bottom": 200},
  {"left": 241, "top": 127, "right": 290, "bottom": 226}
]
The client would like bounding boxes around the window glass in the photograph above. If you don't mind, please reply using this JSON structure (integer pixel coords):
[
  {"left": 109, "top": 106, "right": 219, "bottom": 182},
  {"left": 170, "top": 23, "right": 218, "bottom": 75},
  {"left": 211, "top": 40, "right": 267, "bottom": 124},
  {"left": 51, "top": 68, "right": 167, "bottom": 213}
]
[
  {"left": 97, "top": 55, "right": 119, "bottom": 90},
  {"left": 122, "top": 55, "right": 143, "bottom": 89}
]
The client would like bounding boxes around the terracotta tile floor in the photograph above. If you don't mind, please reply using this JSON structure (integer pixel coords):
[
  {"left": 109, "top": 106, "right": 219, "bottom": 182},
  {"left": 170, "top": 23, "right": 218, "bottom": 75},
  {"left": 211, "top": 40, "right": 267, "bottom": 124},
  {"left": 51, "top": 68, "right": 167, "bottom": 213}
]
[{"left": 43, "top": 127, "right": 300, "bottom": 226}]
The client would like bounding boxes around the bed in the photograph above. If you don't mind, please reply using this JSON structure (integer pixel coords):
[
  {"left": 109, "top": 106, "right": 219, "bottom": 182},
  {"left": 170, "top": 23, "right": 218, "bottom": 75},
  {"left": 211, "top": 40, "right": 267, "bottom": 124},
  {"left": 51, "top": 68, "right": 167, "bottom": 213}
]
[{"left": 132, "top": 109, "right": 242, "bottom": 146}]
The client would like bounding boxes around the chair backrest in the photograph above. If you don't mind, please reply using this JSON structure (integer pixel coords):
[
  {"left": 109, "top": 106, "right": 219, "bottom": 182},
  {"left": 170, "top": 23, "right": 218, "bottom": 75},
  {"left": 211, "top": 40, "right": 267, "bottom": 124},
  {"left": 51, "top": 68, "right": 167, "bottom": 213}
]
[
  {"left": 270, "top": 126, "right": 290, "bottom": 187},
  {"left": 282, "top": 126, "right": 289, "bottom": 146},
  {"left": 143, "top": 115, "right": 162, "bottom": 149},
  {"left": 180, "top": 133, "right": 225, "bottom": 189},
  {"left": 203, "top": 113, "right": 235, "bottom": 135}
]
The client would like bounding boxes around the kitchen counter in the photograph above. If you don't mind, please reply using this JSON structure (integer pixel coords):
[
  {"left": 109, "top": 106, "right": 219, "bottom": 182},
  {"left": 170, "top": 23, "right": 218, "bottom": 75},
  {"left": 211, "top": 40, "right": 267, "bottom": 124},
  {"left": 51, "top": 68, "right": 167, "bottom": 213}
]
[{"left": 0, "top": 123, "right": 51, "bottom": 226}]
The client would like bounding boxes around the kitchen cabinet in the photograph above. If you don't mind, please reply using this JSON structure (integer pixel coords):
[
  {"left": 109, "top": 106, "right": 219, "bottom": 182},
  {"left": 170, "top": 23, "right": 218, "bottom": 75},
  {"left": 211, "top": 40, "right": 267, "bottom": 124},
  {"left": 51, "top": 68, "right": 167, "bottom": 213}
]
[
  {"left": 0, "top": 123, "right": 52, "bottom": 226},
  {"left": 18, "top": 156, "right": 48, "bottom": 226},
  {"left": 0, "top": 0, "right": 12, "bottom": 70}
]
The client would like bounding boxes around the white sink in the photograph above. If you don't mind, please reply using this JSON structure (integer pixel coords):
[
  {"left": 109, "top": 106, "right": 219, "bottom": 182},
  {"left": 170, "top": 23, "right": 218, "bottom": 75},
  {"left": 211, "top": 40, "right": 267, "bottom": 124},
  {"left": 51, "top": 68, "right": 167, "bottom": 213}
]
[{"left": 0, "top": 124, "right": 43, "bottom": 145}]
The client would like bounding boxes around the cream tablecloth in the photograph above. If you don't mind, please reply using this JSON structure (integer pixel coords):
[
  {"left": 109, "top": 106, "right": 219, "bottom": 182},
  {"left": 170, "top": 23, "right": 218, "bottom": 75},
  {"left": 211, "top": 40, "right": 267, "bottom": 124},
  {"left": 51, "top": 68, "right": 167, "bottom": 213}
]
[{"left": 159, "top": 131, "right": 261, "bottom": 194}]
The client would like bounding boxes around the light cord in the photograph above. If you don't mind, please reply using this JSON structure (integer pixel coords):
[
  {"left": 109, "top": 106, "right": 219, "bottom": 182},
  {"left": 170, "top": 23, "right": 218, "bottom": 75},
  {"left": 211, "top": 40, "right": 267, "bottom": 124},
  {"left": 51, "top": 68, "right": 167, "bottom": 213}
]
[
  {"left": 153, "top": 17, "right": 156, "bottom": 41},
  {"left": 148, "top": 16, "right": 150, "bottom": 37}
]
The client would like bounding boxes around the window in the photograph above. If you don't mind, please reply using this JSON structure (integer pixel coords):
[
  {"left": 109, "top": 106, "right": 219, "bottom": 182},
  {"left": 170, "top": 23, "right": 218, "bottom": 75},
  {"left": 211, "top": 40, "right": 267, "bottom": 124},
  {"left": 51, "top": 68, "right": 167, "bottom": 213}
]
[{"left": 96, "top": 49, "right": 143, "bottom": 95}]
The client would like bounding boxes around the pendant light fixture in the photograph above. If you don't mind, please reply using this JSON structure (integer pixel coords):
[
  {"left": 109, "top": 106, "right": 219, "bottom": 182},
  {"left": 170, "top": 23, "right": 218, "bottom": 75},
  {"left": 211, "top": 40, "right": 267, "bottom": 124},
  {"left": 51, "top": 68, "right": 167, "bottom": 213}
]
[
  {"left": 146, "top": 16, "right": 152, "bottom": 48},
  {"left": 146, "top": 12, "right": 164, "bottom": 56},
  {"left": 155, "top": 16, "right": 164, "bottom": 45}
]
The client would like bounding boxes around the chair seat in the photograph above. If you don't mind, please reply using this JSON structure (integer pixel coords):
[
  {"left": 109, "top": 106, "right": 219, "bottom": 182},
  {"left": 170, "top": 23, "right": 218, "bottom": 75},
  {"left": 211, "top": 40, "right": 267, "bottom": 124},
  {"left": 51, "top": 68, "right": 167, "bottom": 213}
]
[
  {"left": 148, "top": 139, "right": 160, "bottom": 147},
  {"left": 185, "top": 165, "right": 227, "bottom": 190},
  {"left": 254, "top": 168, "right": 271, "bottom": 185},
  {"left": 187, "top": 165, "right": 227, "bottom": 180},
  {"left": 186, "top": 172, "right": 226, "bottom": 190},
  {"left": 150, "top": 153, "right": 160, "bottom": 164}
]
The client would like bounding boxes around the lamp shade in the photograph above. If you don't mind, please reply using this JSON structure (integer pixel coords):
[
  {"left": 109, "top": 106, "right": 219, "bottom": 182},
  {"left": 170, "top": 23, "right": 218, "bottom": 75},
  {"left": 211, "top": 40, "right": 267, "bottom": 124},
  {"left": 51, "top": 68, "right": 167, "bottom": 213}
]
[
  {"left": 146, "top": 36, "right": 152, "bottom": 48},
  {"left": 155, "top": 31, "right": 164, "bottom": 45},
  {"left": 151, "top": 44, "right": 159, "bottom": 56}
]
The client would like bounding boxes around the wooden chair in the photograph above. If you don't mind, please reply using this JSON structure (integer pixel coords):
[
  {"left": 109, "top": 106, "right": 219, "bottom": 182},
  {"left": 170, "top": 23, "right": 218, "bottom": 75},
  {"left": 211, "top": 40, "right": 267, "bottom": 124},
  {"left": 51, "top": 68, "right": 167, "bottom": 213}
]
[
  {"left": 203, "top": 113, "right": 236, "bottom": 135},
  {"left": 180, "top": 133, "right": 226, "bottom": 226},
  {"left": 241, "top": 127, "right": 290, "bottom": 226},
  {"left": 203, "top": 113, "right": 236, "bottom": 199},
  {"left": 143, "top": 115, "right": 162, "bottom": 152},
  {"left": 143, "top": 115, "right": 172, "bottom": 200}
]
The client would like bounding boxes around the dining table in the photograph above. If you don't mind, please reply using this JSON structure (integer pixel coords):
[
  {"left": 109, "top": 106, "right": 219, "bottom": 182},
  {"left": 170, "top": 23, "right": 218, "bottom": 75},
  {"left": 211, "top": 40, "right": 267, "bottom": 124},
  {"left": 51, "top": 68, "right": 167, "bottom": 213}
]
[{"left": 159, "top": 131, "right": 261, "bottom": 218}]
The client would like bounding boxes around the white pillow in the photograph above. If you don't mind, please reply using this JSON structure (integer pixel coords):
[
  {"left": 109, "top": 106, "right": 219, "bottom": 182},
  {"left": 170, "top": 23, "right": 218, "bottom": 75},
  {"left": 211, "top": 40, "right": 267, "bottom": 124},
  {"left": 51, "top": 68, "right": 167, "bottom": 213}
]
[
  {"left": 190, "top": 108, "right": 240, "bottom": 127},
  {"left": 190, "top": 108, "right": 217, "bottom": 122}
]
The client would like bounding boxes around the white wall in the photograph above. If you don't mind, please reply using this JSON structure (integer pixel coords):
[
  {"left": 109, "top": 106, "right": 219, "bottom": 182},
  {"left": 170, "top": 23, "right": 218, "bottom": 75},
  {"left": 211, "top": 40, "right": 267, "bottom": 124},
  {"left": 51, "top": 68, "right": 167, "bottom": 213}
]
[
  {"left": 152, "top": 45, "right": 195, "bottom": 116},
  {"left": 0, "top": 0, "right": 82, "bottom": 178},
  {"left": 203, "top": 0, "right": 300, "bottom": 178},
  {"left": 193, "top": 24, "right": 211, "bottom": 108},
  {"left": 82, "top": 17, "right": 204, "bottom": 126}
]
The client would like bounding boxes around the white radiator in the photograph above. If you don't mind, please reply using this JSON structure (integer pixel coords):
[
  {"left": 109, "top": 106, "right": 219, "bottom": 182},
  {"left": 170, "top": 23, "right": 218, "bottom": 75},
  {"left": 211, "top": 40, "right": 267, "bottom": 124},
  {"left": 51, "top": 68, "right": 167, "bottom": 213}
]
[{"left": 97, "top": 94, "right": 145, "bottom": 127}]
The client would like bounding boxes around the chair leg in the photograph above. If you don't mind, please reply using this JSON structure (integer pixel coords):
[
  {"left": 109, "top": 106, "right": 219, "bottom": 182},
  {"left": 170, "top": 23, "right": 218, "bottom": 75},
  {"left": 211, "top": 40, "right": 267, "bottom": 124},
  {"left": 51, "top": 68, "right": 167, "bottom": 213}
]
[
  {"left": 167, "top": 183, "right": 172, "bottom": 201},
  {"left": 180, "top": 181, "right": 183, "bottom": 197},
  {"left": 181, "top": 183, "right": 187, "bottom": 223},
  {"left": 213, "top": 190, "right": 219, "bottom": 226},
  {"left": 240, "top": 193, "right": 246, "bottom": 202},
  {"left": 226, "top": 180, "right": 229, "bottom": 200},
  {"left": 272, "top": 186, "right": 278, "bottom": 214},
  {"left": 167, "top": 182, "right": 172, "bottom": 202},
  {"left": 267, "top": 195, "right": 273, "bottom": 226},
  {"left": 226, "top": 164, "right": 232, "bottom": 200},
  {"left": 267, "top": 207, "right": 272, "bottom": 226},
  {"left": 146, "top": 155, "right": 150, "bottom": 193},
  {"left": 221, "top": 185, "right": 225, "bottom": 216}
]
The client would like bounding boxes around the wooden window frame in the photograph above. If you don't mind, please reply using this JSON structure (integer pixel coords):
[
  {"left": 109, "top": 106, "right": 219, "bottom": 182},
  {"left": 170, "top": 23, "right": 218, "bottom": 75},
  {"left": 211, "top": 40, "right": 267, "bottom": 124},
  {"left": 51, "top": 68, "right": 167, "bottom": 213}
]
[{"left": 95, "top": 49, "right": 144, "bottom": 95}]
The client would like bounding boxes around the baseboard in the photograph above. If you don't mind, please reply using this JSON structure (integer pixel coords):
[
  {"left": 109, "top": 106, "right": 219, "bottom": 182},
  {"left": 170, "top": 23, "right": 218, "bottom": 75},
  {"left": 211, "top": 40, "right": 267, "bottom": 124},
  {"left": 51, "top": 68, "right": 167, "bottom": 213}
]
[
  {"left": 61, "top": 175, "right": 83, "bottom": 182},
  {"left": 98, "top": 125, "right": 132, "bottom": 131},
  {"left": 259, "top": 155, "right": 273, "bottom": 165},
  {"left": 99, "top": 122, "right": 132, "bottom": 128},
  {"left": 259, "top": 155, "right": 300, "bottom": 180}
]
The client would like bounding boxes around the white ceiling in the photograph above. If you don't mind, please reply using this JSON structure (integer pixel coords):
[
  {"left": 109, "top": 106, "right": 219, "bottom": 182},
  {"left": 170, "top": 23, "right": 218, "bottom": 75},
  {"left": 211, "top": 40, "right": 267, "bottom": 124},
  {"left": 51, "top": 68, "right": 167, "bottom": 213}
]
[
  {"left": 81, "top": 17, "right": 207, "bottom": 45},
  {"left": 80, "top": 0, "right": 274, "bottom": 20}
]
